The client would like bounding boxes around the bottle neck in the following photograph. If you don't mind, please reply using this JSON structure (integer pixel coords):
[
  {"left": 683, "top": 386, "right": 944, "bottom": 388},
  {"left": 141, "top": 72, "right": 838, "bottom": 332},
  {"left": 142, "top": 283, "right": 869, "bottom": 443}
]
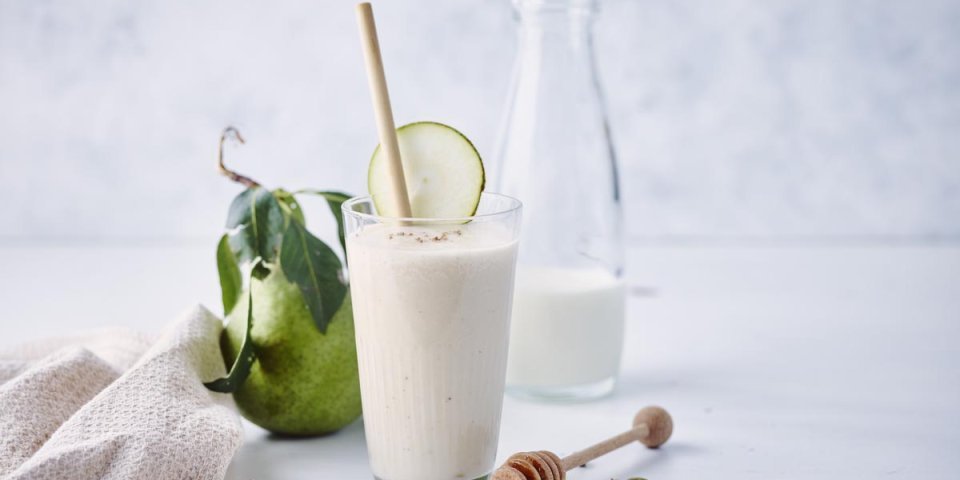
[{"left": 514, "top": 0, "right": 597, "bottom": 47}]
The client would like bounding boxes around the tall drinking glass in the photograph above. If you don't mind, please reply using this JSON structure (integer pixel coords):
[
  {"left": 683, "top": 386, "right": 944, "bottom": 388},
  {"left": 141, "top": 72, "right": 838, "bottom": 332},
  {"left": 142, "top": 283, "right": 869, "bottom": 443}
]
[{"left": 343, "top": 193, "right": 522, "bottom": 480}]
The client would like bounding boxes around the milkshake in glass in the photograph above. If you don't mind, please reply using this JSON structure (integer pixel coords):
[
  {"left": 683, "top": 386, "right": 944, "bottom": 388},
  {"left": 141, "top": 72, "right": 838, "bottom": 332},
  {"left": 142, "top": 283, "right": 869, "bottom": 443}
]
[{"left": 343, "top": 193, "right": 522, "bottom": 480}]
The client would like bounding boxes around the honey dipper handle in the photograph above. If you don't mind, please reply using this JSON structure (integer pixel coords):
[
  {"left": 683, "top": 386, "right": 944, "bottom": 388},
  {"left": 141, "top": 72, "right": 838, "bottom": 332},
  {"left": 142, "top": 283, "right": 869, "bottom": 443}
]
[
  {"left": 560, "top": 424, "right": 647, "bottom": 471},
  {"left": 561, "top": 406, "right": 674, "bottom": 472}
]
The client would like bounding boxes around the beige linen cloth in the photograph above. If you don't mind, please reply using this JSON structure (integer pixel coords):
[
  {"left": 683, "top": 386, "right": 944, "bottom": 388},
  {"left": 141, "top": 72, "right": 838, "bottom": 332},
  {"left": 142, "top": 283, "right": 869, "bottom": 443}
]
[{"left": 0, "top": 306, "right": 243, "bottom": 479}]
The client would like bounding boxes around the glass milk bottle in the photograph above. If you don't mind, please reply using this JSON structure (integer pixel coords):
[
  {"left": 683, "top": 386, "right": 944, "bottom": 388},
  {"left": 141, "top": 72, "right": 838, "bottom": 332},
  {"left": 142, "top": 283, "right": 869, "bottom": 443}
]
[{"left": 494, "top": 0, "right": 624, "bottom": 401}]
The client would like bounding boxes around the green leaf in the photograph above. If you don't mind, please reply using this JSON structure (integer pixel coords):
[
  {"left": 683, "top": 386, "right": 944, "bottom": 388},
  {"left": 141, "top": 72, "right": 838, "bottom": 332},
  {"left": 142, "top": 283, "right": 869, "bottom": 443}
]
[
  {"left": 273, "top": 188, "right": 305, "bottom": 226},
  {"left": 279, "top": 220, "right": 347, "bottom": 333},
  {"left": 205, "top": 264, "right": 258, "bottom": 393},
  {"left": 226, "top": 187, "right": 284, "bottom": 278},
  {"left": 295, "top": 190, "right": 351, "bottom": 257},
  {"left": 216, "top": 234, "right": 243, "bottom": 315}
]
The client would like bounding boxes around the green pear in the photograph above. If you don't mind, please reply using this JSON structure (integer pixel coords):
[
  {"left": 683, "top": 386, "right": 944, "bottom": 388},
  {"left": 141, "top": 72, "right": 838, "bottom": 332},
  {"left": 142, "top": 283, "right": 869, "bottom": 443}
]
[{"left": 221, "top": 268, "right": 362, "bottom": 436}]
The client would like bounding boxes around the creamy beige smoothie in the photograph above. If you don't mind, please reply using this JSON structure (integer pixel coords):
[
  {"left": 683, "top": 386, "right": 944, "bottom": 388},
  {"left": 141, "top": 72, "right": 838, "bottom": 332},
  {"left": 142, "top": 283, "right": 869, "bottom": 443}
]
[{"left": 346, "top": 220, "right": 519, "bottom": 480}]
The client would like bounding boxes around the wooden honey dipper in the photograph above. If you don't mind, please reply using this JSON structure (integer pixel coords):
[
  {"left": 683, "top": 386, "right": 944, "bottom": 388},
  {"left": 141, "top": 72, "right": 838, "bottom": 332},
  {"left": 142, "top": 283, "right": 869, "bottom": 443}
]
[{"left": 493, "top": 406, "right": 673, "bottom": 480}]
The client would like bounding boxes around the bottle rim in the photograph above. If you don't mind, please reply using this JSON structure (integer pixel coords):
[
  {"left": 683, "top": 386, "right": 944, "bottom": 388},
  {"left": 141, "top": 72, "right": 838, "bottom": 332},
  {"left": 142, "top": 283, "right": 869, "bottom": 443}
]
[{"left": 513, "top": 0, "right": 599, "bottom": 14}]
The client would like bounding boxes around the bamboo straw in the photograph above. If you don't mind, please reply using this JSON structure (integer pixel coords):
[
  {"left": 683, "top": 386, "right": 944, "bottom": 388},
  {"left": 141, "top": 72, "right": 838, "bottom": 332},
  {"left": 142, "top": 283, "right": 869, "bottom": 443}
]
[{"left": 356, "top": 2, "right": 412, "bottom": 218}]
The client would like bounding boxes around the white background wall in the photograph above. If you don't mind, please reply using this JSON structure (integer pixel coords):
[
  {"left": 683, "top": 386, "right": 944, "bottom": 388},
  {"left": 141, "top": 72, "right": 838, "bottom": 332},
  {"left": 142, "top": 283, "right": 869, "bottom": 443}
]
[{"left": 1, "top": 0, "right": 958, "bottom": 244}]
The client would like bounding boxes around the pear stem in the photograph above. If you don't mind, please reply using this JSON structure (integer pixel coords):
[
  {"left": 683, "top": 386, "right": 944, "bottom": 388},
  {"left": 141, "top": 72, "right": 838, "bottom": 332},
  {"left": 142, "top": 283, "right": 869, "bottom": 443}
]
[{"left": 218, "top": 126, "right": 261, "bottom": 188}]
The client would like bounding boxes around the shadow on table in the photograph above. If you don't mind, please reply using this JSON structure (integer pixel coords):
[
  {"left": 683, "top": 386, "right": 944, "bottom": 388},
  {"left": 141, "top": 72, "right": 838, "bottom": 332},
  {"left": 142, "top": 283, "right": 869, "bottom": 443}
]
[
  {"left": 613, "top": 367, "right": 722, "bottom": 399},
  {"left": 583, "top": 441, "right": 707, "bottom": 479},
  {"left": 224, "top": 418, "right": 370, "bottom": 479}
]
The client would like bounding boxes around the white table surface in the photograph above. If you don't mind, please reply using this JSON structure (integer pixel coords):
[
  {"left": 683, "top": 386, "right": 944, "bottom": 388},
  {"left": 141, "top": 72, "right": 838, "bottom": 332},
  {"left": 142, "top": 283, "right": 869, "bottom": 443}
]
[{"left": 2, "top": 243, "right": 958, "bottom": 479}]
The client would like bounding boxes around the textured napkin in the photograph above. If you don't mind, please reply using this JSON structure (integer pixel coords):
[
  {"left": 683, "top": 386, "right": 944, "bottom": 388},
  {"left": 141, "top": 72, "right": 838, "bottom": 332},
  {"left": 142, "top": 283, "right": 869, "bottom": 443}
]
[{"left": 0, "top": 306, "right": 243, "bottom": 479}]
